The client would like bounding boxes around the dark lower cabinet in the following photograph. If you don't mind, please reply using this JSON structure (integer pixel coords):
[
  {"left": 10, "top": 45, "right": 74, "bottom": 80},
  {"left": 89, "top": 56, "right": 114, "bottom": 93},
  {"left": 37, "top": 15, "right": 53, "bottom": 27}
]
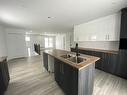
[
  {"left": 71, "top": 48, "right": 119, "bottom": 73},
  {"left": 71, "top": 48, "right": 127, "bottom": 79},
  {"left": 43, "top": 52, "right": 48, "bottom": 71},
  {"left": 71, "top": 48, "right": 104, "bottom": 70},
  {"left": 92, "top": 52, "right": 104, "bottom": 70},
  {"left": 54, "top": 59, "right": 78, "bottom": 95},
  {"left": 120, "top": 8, "right": 127, "bottom": 38},
  {"left": 79, "top": 49, "right": 93, "bottom": 55},
  {"left": 103, "top": 53, "right": 118, "bottom": 74},
  {"left": 0, "top": 78, "right": 4, "bottom": 95},
  {"left": 0, "top": 57, "right": 10, "bottom": 95},
  {"left": 54, "top": 58, "right": 95, "bottom": 95},
  {"left": 116, "top": 50, "right": 127, "bottom": 79}
]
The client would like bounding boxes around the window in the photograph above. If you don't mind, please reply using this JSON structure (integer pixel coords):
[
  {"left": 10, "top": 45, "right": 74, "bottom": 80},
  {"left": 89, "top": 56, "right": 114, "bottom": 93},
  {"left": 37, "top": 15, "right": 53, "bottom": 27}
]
[
  {"left": 28, "top": 48, "right": 31, "bottom": 57},
  {"left": 49, "top": 38, "right": 53, "bottom": 47},
  {"left": 44, "top": 37, "right": 53, "bottom": 48},
  {"left": 25, "top": 36, "right": 30, "bottom": 41},
  {"left": 45, "top": 37, "right": 49, "bottom": 48}
]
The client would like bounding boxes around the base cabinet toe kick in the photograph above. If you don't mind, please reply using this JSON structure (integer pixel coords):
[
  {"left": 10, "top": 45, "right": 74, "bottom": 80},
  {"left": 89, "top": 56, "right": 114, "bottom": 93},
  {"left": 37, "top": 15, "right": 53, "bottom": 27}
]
[{"left": 43, "top": 50, "right": 99, "bottom": 95}]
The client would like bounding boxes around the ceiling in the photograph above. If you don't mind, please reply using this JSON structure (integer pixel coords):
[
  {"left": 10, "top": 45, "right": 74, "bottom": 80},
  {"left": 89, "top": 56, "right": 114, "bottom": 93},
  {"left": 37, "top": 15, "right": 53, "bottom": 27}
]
[{"left": 0, "top": 0, "right": 127, "bottom": 30}]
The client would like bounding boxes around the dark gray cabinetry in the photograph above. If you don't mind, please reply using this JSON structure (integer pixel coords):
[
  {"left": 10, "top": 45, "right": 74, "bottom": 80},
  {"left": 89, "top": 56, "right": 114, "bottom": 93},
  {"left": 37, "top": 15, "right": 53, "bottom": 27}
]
[
  {"left": 116, "top": 50, "right": 127, "bottom": 79},
  {"left": 54, "top": 58, "right": 78, "bottom": 95},
  {"left": 54, "top": 58, "right": 95, "bottom": 95},
  {"left": 120, "top": 8, "right": 127, "bottom": 38},
  {"left": 103, "top": 53, "right": 118, "bottom": 74},
  {"left": 0, "top": 57, "right": 10, "bottom": 95},
  {"left": 71, "top": 48, "right": 119, "bottom": 77},
  {"left": 79, "top": 49, "right": 93, "bottom": 55},
  {"left": 72, "top": 48, "right": 103, "bottom": 70},
  {"left": 92, "top": 52, "right": 104, "bottom": 70},
  {"left": 43, "top": 52, "right": 48, "bottom": 71}
]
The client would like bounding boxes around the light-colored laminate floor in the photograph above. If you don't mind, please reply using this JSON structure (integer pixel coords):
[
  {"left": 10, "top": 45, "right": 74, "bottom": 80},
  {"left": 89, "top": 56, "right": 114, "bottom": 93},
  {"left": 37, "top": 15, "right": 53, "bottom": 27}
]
[{"left": 5, "top": 55, "right": 127, "bottom": 95}]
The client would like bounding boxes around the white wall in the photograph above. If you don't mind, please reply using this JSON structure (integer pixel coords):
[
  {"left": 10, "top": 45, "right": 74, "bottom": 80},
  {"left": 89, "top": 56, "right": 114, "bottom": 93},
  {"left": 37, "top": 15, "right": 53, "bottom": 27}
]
[
  {"left": 0, "top": 26, "right": 7, "bottom": 57},
  {"left": 5, "top": 28, "right": 73, "bottom": 59}
]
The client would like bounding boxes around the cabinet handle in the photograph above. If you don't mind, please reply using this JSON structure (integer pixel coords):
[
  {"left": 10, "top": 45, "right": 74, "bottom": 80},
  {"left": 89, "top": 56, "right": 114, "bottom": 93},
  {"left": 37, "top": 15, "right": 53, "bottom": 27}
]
[
  {"left": 105, "top": 35, "right": 107, "bottom": 40},
  {"left": 108, "top": 35, "right": 109, "bottom": 40},
  {"left": 106, "top": 35, "right": 110, "bottom": 40}
]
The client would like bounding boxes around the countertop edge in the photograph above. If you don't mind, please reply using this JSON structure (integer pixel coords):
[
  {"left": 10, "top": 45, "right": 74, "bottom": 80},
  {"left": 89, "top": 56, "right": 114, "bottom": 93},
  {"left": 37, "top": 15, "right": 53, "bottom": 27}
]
[
  {"left": 71, "top": 47, "right": 119, "bottom": 54},
  {"left": 43, "top": 49, "right": 100, "bottom": 70},
  {"left": 0, "top": 56, "right": 7, "bottom": 63}
]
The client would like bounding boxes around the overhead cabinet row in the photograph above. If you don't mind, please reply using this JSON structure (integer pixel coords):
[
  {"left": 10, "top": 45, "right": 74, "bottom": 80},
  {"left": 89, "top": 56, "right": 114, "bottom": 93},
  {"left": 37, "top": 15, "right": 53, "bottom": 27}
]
[{"left": 74, "top": 14, "right": 121, "bottom": 41}]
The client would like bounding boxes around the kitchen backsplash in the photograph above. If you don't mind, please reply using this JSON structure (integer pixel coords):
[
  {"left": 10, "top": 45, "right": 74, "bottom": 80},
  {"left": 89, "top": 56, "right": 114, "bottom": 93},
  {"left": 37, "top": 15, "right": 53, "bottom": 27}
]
[{"left": 73, "top": 41, "right": 119, "bottom": 51}]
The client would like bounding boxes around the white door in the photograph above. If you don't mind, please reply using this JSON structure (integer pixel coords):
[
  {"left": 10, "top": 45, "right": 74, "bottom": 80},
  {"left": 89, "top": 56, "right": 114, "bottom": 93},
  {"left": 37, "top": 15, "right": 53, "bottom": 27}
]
[
  {"left": 7, "top": 34, "right": 27, "bottom": 59},
  {"left": 44, "top": 36, "right": 55, "bottom": 49}
]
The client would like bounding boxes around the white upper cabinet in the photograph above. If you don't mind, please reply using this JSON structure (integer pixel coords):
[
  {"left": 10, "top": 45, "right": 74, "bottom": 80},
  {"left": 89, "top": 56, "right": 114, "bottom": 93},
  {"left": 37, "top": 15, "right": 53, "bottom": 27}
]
[{"left": 74, "top": 13, "right": 121, "bottom": 41}]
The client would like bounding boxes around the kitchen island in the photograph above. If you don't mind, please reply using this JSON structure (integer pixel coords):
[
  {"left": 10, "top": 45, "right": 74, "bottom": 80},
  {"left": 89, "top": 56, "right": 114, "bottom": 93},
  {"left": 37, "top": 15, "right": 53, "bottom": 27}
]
[{"left": 43, "top": 49, "right": 100, "bottom": 95}]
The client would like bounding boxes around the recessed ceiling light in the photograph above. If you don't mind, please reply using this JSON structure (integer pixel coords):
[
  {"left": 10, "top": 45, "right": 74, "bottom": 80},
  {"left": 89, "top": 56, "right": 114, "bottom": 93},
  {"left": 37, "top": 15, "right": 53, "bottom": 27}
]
[{"left": 48, "top": 17, "right": 51, "bottom": 18}]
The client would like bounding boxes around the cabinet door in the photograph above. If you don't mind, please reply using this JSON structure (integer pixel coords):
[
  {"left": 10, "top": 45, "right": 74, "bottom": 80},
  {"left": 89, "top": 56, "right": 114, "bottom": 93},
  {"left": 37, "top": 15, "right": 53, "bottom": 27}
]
[
  {"left": 120, "top": 12, "right": 127, "bottom": 38},
  {"left": 0, "top": 63, "right": 4, "bottom": 95},
  {"left": 2, "top": 60, "right": 10, "bottom": 89},
  {"left": 74, "top": 25, "right": 89, "bottom": 41},
  {"left": 43, "top": 53, "right": 48, "bottom": 71},
  {"left": 103, "top": 53, "right": 110, "bottom": 72},
  {"left": 54, "top": 59, "right": 61, "bottom": 86},
  {"left": 3, "top": 59, "right": 10, "bottom": 80},
  {"left": 63, "top": 63, "right": 78, "bottom": 95},
  {"left": 116, "top": 50, "right": 127, "bottom": 79},
  {"left": 92, "top": 52, "right": 103, "bottom": 70},
  {"left": 106, "top": 14, "right": 120, "bottom": 41},
  {"left": 54, "top": 59, "right": 78, "bottom": 95},
  {"left": 103, "top": 53, "right": 117, "bottom": 74},
  {"left": 111, "top": 54, "right": 119, "bottom": 74},
  {"left": 74, "top": 14, "right": 119, "bottom": 41},
  {"left": 1, "top": 62, "right": 8, "bottom": 91}
]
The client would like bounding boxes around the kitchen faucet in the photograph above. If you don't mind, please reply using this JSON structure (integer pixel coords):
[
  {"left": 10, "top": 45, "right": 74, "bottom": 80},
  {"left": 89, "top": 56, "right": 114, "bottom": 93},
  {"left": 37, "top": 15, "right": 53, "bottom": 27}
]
[{"left": 75, "top": 43, "right": 80, "bottom": 58}]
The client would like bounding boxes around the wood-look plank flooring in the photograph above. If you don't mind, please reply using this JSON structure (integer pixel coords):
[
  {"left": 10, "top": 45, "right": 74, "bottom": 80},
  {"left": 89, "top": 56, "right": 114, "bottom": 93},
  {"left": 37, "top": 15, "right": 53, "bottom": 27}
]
[{"left": 5, "top": 55, "right": 127, "bottom": 95}]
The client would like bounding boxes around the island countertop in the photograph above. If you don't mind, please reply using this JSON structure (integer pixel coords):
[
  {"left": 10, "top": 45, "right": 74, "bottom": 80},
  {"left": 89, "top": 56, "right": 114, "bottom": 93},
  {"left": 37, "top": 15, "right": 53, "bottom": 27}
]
[
  {"left": 43, "top": 49, "right": 100, "bottom": 70},
  {"left": 0, "top": 56, "right": 7, "bottom": 63}
]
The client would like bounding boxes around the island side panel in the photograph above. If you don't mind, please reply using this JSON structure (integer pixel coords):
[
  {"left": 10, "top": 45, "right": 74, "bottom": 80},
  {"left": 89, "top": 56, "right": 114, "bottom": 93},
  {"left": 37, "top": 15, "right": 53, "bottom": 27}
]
[
  {"left": 78, "top": 64, "right": 95, "bottom": 95},
  {"left": 43, "top": 52, "right": 48, "bottom": 71}
]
